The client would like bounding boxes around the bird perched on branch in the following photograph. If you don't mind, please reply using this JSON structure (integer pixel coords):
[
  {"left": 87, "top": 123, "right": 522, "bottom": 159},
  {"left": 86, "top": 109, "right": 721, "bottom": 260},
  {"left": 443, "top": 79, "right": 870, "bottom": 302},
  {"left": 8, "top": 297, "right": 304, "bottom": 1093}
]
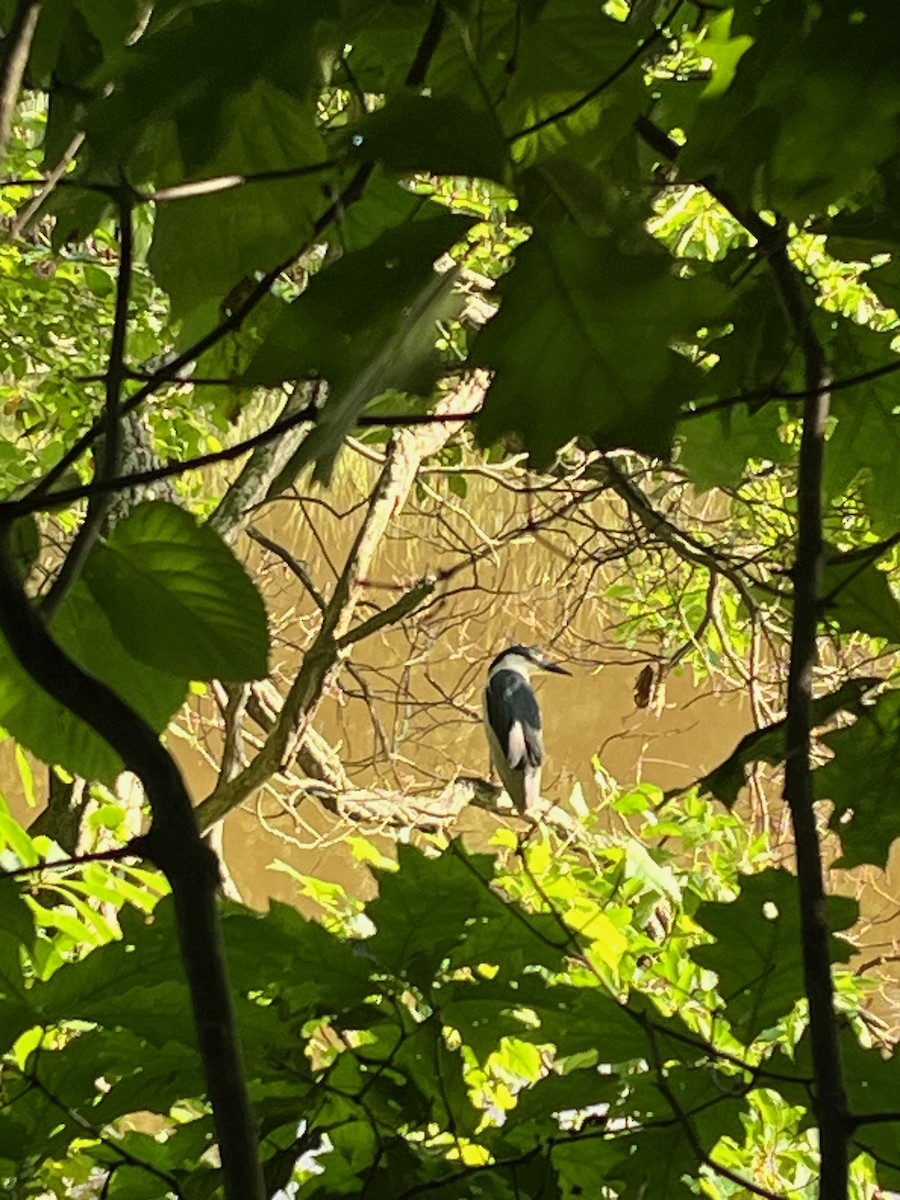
[{"left": 484, "top": 644, "right": 570, "bottom": 815}]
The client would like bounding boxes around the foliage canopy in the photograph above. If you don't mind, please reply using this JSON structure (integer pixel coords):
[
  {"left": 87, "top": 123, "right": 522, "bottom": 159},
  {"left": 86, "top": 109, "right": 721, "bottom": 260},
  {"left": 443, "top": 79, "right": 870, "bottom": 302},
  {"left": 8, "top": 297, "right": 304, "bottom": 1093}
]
[{"left": 0, "top": 1, "right": 898, "bottom": 1198}]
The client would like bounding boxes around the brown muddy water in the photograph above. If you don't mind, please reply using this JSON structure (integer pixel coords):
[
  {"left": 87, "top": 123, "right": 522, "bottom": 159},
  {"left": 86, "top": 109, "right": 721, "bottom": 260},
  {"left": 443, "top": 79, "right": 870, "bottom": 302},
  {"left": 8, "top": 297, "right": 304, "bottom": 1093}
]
[{"left": 7, "top": 448, "right": 900, "bottom": 1028}]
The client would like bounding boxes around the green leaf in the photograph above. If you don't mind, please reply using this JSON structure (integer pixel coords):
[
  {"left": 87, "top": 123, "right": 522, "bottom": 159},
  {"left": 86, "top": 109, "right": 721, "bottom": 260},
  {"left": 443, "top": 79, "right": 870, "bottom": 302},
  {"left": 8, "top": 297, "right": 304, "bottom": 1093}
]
[
  {"left": 365, "top": 843, "right": 567, "bottom": 986},
  {"left": 497, "top": 0, "right": 641, "bottom": 155},
  {"left": 85, "top": 0, "right": 326, "bottom": 177},
  {"left": 510, "top": 1067, "right": 622, "bottom": 1126},
  {"left": 147, "top": 81, "right": 328, "bottom": 319},
  {"left": 245, "top": 211, "right": 472, "bottom": 481},
  {"left": 817, "top": 689, "right": 900, "bottom": 868},
  {"left": 6, "top": 514, "right": 40, "bottom": 580},
  {"left": 700, "top": 11, "right": 754, "bottom": 99},
  {"left": 76, "top": 0, "right": 147, "bottom": 56},
  {"left": 823, "top": 324, "right": 900, "bottom": 534},
  {"left": 691, "top": 868, "right": 856, "bottom": 1042},
  {"left": 351, "top": 93, "right": 508, "bottom": 183},
  {"left": 245, "top": 211, "right": 470, "bottom": 389},
  {"left": 0, "top": 562, "right": 188, "bottom": 784},
  {"left": 82, "top": 501, "right": 269, "bottom": 683},
  {"left": 82, "top": 263, "right": 114, "bottom": 298},
  {"left": 821, "top": 549, "right": 900, "bottom": 643},
  {"left": 863, "top": 254, "right": 900, "bottom": 312},
  {"left": 36, "top": 900, "right": 197, "bottom": 1046},
  {"left": 474, "top": 226, "right": 725, "bottom": 464},
  {"left": 698, "top": 677, "right": 880, "bottom": 807},
  {"left": 51, "top": 579, "right": 189, "bottom": 728},
  {"left": 223, "top": 900, "right": 373, "bottom": 1019},
  {"left": 818, "top": 1028, "right": 900, "bottom": 1187},
  {"left": 680, "top": 3, "right": 900, "bottom": 218},
  {"left": 0, "top": 873, "right": 33, "bottom": 973},
  {"left": 443, "top": 973, "right": 665, "bottom": 1067},
  {"left": 0, "top": 630, "right": 122, "bottom": 783},
  {"left": 678, "top": 401, "right": 791, "bottom": 491}
]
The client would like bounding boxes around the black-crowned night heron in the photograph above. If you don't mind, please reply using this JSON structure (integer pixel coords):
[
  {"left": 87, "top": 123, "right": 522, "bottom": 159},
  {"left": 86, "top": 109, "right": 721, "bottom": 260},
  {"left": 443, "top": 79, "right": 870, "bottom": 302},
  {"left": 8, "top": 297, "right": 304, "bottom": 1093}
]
[{"left": 484, "top": 644, "right": 570, "bottom": 815}]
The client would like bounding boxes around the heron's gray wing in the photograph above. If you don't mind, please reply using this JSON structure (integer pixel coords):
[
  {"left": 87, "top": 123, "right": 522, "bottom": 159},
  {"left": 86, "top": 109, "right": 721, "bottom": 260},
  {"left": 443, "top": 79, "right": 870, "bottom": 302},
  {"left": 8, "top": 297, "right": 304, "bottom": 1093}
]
[{"left": 485, "top": 669, "right": 544, "bottom": 769}]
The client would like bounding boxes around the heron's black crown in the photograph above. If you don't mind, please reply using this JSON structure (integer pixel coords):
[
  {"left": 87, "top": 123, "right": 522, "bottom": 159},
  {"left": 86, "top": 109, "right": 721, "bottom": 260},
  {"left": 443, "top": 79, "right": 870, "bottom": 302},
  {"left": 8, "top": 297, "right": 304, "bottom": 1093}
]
[{"left": 487, "top": 645, "right": 570, "bottom": 675}]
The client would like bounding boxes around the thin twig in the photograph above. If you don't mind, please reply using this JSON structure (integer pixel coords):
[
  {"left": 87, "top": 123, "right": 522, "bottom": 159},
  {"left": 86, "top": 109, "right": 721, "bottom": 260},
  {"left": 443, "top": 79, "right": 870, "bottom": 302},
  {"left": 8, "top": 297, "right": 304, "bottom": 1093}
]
[
  {"left": 510, "top": 0, "right": 683, "bottom": 142},
  {"left": 24, "top": 1057, "right": 186, "bottom": 1200},
  {"left": 41, "top": 191, "right": 134, "bottom": 618},
  {"left": 24, "top": 161, "right": 376, "bottom": 506},
  {"left": 1, "top": 403, "right": 481, "bottom": 521},
  {"left": 9, "top": 131, "right": 84, "bottom": 238},
  {"left": 248, "top": 526, "right": 327, "bottom": 612}
]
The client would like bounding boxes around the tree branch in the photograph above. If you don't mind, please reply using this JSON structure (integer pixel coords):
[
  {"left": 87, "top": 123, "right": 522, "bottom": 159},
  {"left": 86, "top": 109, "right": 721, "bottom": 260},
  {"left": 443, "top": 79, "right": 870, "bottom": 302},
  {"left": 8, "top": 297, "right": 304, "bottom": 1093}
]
[
  {"left": 0, "top": 530, "right": 265, "bottom": 1200},
  {"left": 773, "top": 241, "right": 850, "bottom": 1197},
  {"left": 24, "top": 161, "right": 375, "bottom": 506},
  {"left": 634, "top": 111, "right": 851, "bottom": 1200},
  {"left": 0, "top": 402, "right": 480, "bottom": 521},
  {"left": 41, "top": 192, "right": 134, "bottom": 619},
  {"left": 195, "top": 374, "right": 488, "bottom": 830},
  {"left": 600, "top": 454, "right": 774, "bottom": 608},
  {"left": 208, "top": 381, "right": 324, "bottom": 545},
  {"left": 0, "top": 0, "right": 41, "bottom": 167}
]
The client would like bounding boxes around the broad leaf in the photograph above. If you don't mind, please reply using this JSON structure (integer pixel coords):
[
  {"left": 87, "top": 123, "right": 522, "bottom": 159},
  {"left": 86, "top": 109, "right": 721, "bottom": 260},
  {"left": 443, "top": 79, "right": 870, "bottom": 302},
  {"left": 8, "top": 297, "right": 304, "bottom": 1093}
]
[
  {"left": 681, "top": 3, "right": 900, "bottom": 218},
  {"left": 823, "top": 324, "right": 900, "bottom": 535},
  {"left": 147, "top": 82, "right": 328, "bottom": 320},
  {"left": 245, "top": 211, "right": 472, "bottom": 480},
  {"left": 678, "top": 401, "right": 791, "bottom": 491},
  {"left": 474, "top": 226, "right": 725, "bottom": 463},
  {"left": 690, "top": 869, "right": 856, "bottom": 1043},
  {"left": 85, "top": 0, "right": 327, "bottom": 177},
  {"left": 0, "top": 564, "right": 190, "bottom": 783},
  {"left": 365, "top": 843, "right": 567, "bottom": 986},
  {"left": 82, "top": 501, "right": 269, "bottom": 682},
  {"left": 350, "top": 93, "right": 508, "bottom": 183},
  {"left": 51, "top": 579, "right": 189, "bottom": 728},
  {"left": 817, "top": 689, "right": 900, "bottom": 868},
  {"left": 821, "top": 549, "right": 900, "bottom": 643},
  {"left": 698, "top": 677, "right": 880, "bottom": 807}
]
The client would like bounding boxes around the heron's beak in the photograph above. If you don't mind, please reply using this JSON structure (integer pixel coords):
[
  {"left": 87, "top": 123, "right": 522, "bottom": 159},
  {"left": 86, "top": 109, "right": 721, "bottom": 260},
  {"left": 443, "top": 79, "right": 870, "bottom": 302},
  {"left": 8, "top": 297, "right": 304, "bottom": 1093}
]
[{"left": 542, "top": 659, "right": 571, "bottom": 675}]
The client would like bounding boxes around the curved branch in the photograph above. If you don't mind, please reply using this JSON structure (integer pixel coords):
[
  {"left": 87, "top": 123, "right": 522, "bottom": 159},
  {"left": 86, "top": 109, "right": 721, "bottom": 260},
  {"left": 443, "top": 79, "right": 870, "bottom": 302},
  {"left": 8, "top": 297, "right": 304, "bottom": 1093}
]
[
  {"left": 195, "top": 374, "right": 488, "bottom": 830},
  {"left": 0, "top": 529, "right": 264, "bottom": 1200}
]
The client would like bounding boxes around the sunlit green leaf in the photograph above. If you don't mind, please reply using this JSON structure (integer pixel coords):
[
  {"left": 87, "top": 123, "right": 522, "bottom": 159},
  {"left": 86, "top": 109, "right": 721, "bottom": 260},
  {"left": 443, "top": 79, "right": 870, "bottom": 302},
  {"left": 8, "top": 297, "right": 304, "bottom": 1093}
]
[{"left": 82, "top": 501, "right": 269, "bottom": 682}]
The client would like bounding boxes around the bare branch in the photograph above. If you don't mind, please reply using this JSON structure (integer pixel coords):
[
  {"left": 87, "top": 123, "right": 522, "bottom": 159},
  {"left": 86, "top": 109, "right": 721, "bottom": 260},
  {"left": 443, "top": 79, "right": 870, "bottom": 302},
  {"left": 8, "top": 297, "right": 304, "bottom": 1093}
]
[
  {"left": 247, "top": 526, "right": 327, "bottom": 613},
  {"left": 0, "top": 0, "right": 41, "bottom": 167},
  {"left": 195, "top": 374, "right": 488, "bottom": 830}
]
